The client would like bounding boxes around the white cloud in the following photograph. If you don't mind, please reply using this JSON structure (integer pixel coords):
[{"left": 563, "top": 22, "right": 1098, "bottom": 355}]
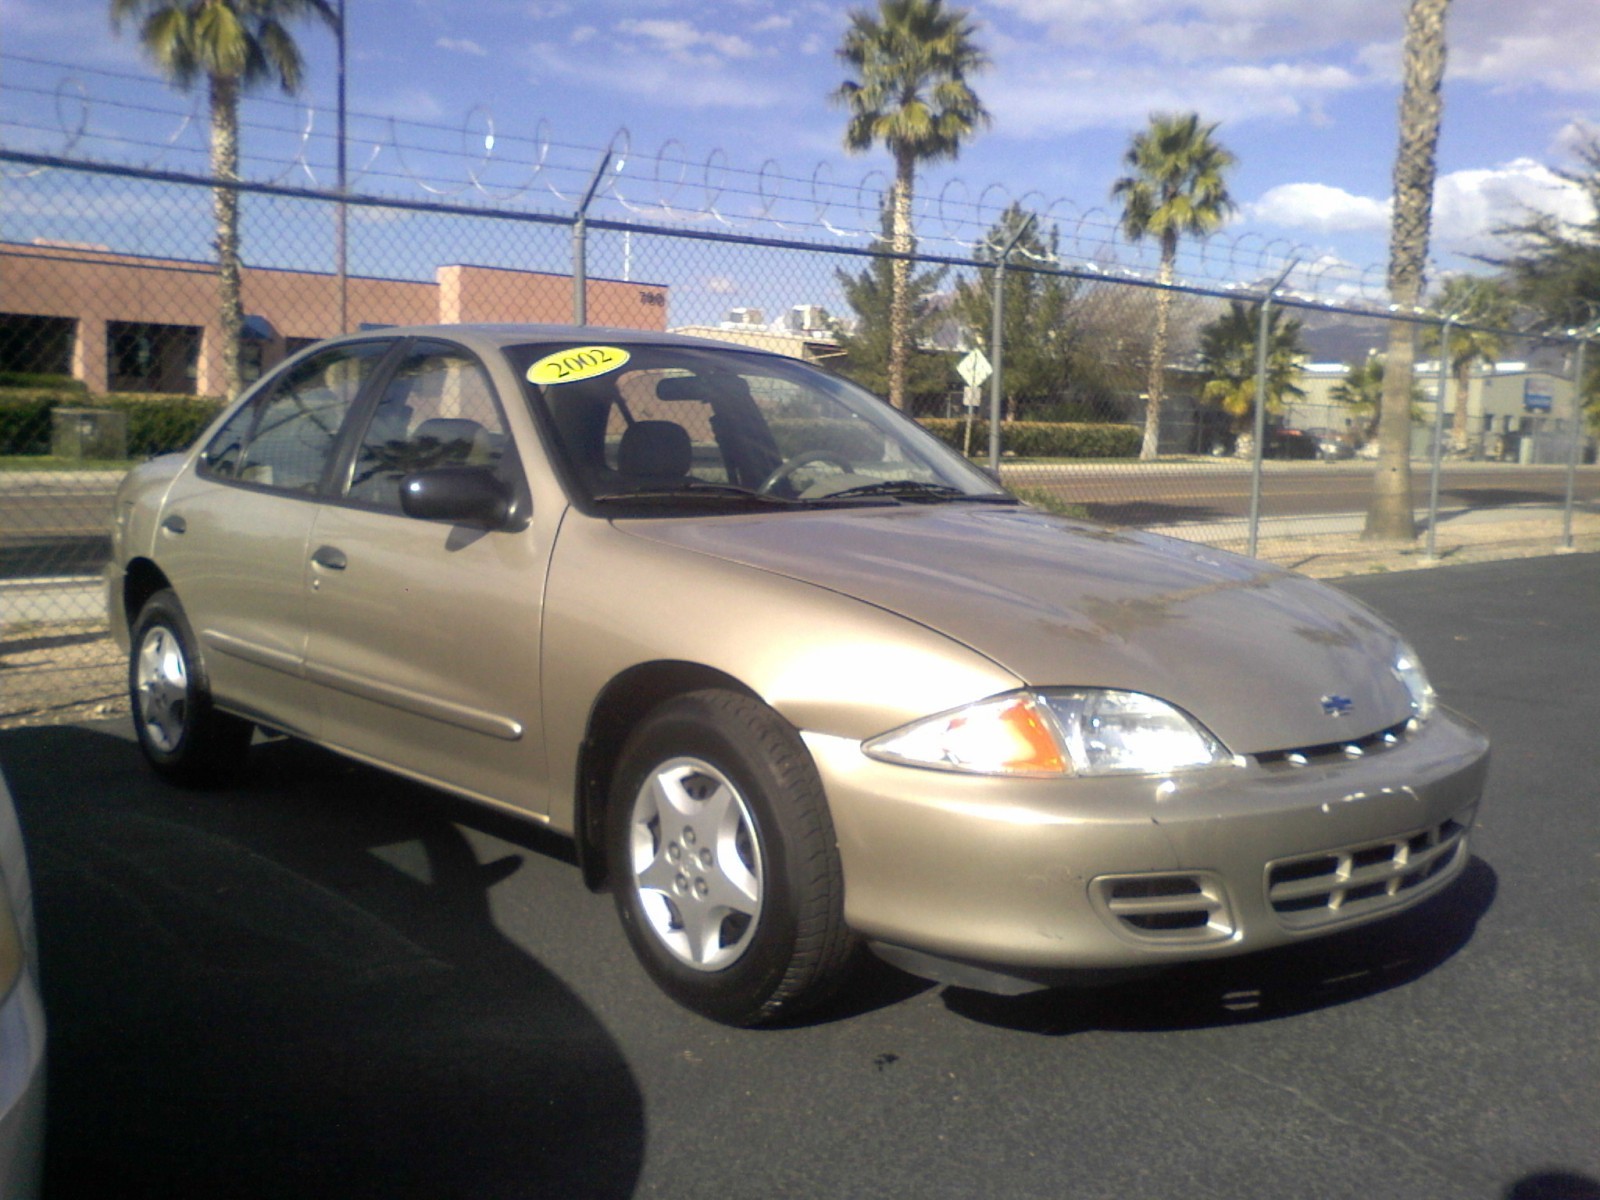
[
  {"left": 616, "top": 19, "right": 756, "bottom": 63},
  {"left": 984, "top": 53, "right": 1364, "bottom": 136},
  {"left": 987, "top": 0, "right": 1600, "bottom": 98},
  {"left": 1433, "top": 158, "right": 1595, "bottom": 251},
  {"left": 435, "top": 37, "right": 487, "bottom": 57},
  {"left": 1249, "top": 183, "right": 1391, "bottom": 235},
  {"left": 751, "top": 15, "right": 793, "bottom": 33},
  {"left": 526, "top": 41, "right": 783, "bottom": 110},
  {"left": 1248, "top": 160, "right": 1596, "bottom": 254}
]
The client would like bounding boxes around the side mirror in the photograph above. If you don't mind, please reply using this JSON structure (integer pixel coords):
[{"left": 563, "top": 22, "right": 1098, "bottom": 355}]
[{"left": 400, "top": 466, "right": 512, "bottom": 528}]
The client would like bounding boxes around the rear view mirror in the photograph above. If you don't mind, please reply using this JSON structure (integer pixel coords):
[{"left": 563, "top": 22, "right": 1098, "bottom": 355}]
[{"left": 400, "top": 466, "right": 512, "bottom": 528}]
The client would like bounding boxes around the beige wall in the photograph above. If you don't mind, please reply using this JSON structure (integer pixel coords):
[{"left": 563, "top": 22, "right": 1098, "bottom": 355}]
[{"left": 1, "top": 241, "right": 668, "bottom": 395}]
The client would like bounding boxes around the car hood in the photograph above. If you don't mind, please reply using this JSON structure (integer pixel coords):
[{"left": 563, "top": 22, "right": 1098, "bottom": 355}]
[{"left": 616, "top": 505, "right": 1416, "bottom": 755}]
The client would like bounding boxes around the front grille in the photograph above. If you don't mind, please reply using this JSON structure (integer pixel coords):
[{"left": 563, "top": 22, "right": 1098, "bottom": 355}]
[
  {"left": 1266, "top": 817, "right": 1469, "bottom": 930},
  {"left": 1092, "top": 872, "right": 1236, "bottom": 945},
  {"left": 1254, "top": 720, "right": 1411, "bottom": 770}
]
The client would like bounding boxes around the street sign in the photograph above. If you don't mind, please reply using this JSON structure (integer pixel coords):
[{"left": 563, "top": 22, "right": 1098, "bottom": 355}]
[
  {"left": 956, "top": 349, "right": 992, "bottom": 388},
  {"left": 962, "top": 385, "right": 982, "bottom": 408}
]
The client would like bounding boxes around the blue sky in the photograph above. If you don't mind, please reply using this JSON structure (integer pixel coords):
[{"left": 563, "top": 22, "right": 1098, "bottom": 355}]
[{"left": 4, "top": 0, "right": 1600, "bottom": 292}]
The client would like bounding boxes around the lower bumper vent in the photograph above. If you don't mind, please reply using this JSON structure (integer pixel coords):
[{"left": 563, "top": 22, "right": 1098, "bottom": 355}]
[
  {"left": 1266, "top": 817, "right": 1469, "bottom": 930},
  {"left": 1092, "top": 872, "right": 1236, "bottom": 946}
]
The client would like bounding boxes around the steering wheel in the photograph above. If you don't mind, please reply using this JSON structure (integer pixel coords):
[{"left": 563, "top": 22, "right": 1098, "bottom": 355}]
[{"left": 757, "top": 450, "right": 855, "bottom": 495}]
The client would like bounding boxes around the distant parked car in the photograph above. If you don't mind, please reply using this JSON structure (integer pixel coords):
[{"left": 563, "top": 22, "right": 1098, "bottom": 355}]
[
  {"left": 0, "top": 764, "right": 45, "bottom": 1198},
  {"left": 1305, "top": 428, "right": 1357, "bottom": 461},
  {"left": 107, "top": 324, "right": 1491, "bottom": 1025},
  {"left": 1263, "top": 428, "right": 1323, "bottom": 460}
]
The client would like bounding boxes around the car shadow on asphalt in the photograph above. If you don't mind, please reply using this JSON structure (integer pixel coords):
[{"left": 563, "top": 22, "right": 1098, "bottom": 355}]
[
  {"left": 941, "top": 855, "right": 1497, "bottom": 1036},
  {"left": 0, "top": 722, "right": 645, "bottom": 1200}
]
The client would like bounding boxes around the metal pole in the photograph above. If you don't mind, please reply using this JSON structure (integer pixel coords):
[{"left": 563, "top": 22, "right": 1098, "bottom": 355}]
[
  {"left": 335, "top": 0, "right": 348, "bottom": 334},
  {"left": 1246, "top": 261, "right": 1297, "bottom": 559},
  {"left": 571, "top": 150, "right": 612, "bottom": 326},
  {"left": 1425, "top": 316, "right": 1453, "bottom": 559},
  {"left": 988, "top": 213, "right": 1035, "bottom": 473},
  {"left": 1564, "top": 334, "right": 1588, "bottom": 549}
]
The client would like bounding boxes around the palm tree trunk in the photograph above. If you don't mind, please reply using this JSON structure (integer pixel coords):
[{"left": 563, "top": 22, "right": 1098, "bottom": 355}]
[
  {"left": 1364, "top": 0, "right": 1449, "bottom": 540},
  {"left": 1452, "top": 358, "right": 1471, "bottom": 451},
  {"left": 210, "top": 73, "right": 244, "bottom": 402},
  {"left": 888, "top": 150, "right": 915, "bottom": 411},
  {"left": 1142, "top": 237, "right": 1176, "bottom": 460}
]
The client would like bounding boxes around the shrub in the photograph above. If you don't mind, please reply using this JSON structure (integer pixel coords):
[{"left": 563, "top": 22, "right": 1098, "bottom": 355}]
[
  {"left": 0, "top": 372, "right": 87, "bottom": 393},
  {"left": 0, "top": 388, "right": 226, "bottom": 458},
  {"left": 100, "top": 393, "right": 226, "bottom": 457},
  {"left": 0, "top": 390, "right": 68, "bottom": 455},
  {"left": 917, "top": 418, "right": 1140, "bottom": 459}
]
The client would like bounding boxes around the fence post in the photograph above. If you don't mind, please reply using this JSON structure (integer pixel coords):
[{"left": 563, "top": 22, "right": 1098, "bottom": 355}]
[
  {"left": 571, "top": 150, "right": 613, "bottom": 326},
  {"left": 988, "top": 213, "right": 1036, "bottom": 473},
  {"left": 1564, "top": 333, "right": 1589, "bottom": 550},
  {"left": 335, "top": 0, "right": 349, "bottom": 335},
  {"left": 1246, "top": 262, "right": 1296, "bottom": 559},
  {"left": 1425, "top": 315, "right": 1453, "bottom": 560}
]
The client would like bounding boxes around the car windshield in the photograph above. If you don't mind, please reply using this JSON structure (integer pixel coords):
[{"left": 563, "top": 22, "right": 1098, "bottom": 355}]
[{"left": 508, "top": 341, "right": 1012, "bottom": 512}]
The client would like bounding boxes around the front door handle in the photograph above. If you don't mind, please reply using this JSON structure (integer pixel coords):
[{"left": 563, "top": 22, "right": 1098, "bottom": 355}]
[
  {"left": 161, "top": 514, "right": 187, "bottom": 534},
  {"left": 311, "top": 545, "right": 348, "bottom": 571}
]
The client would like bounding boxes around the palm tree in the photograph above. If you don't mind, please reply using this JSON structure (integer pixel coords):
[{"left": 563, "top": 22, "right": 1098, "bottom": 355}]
[
  {"left": 1421, "top": 275, "right": 1513, "bottom": 452},
  {"left": 1331, "top": 354, "right": 1426, "bottom": 441},
  {"left": 834, "top": 0, "right": 989, "bottom": 410},
  {"left": 112, "top": 0, "right": 338, "bottom": 401},
  {"left": 1197, "top": 301, "right": 1306, "bottom": 429},
  {"left": 1112, "top": 112, "right": 1237, "bottom": 460},
  {"left": 1365, "top": 0, "right": 1451, "bottom": 540}
]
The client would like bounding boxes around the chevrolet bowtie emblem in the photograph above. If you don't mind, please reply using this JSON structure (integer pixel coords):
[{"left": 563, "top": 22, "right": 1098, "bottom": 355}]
[{"left": 1320, "top": 695, "right": 1354, "bottom": 717}]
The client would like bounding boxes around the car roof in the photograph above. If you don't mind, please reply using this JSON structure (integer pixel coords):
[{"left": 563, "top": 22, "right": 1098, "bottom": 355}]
[{"left": 323, "top": 323, "right": 786, "bottom": 358}]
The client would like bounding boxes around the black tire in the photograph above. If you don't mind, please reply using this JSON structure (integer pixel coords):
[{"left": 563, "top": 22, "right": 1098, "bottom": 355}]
[
  {"left": 606, "top": 689, "right": 856, "bottom": 1026},
  {"left": 129, "top": 588, "right": 253, "bottom": 787}
]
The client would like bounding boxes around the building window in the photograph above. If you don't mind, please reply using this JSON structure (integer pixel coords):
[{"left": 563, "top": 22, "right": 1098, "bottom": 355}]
[
  {"left": 0, "top": 313, "right": 76, "bottom": 381},
  {"left": 107, "top": 321, "right": 202, "bottom": 395}
]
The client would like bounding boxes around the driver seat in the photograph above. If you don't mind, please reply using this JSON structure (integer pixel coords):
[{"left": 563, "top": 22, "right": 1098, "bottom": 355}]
[{"left": 617, "top": 420, "right": 693, "bottom": 485}]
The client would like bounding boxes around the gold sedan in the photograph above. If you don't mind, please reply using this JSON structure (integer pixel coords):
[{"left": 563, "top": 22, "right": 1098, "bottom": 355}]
[{"left": 107, "top": 326, "right": 1490, "bottom": 1025}]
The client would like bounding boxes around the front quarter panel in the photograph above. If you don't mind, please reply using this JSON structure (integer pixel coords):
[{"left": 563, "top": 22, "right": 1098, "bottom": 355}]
[
  {"left": 106, "top": 453, "right": 187, "bottom": 650},
  {"left": 540, "top": 513, "right": 1021, "bottom": 834}
]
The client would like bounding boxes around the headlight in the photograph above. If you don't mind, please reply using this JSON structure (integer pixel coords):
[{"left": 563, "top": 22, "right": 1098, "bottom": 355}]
[
  {"left": 1392, "top": 642, "right": 1436, "bottom": 722},
  {"left": 863, "top": 688, "right": 1231, "bottom": 778}
]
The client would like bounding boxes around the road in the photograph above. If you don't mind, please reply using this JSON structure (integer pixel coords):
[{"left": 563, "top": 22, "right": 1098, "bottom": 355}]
[
  {"left": 1005, "top": 460, "right": 1600, "bottom": 526},
  {"left": 4, "top": 554, "right": 1597, "bottom": 1199},
  {"left": 4, "top": 462, "right": 1595, "bottom": 579}
]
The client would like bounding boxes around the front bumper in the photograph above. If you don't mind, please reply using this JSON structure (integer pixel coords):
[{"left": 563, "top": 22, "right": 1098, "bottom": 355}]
[{"left": 804, "top": 709, "right": 1489, "bottom": 977}]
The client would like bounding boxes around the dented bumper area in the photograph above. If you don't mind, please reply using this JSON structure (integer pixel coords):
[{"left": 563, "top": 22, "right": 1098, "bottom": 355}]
[{"left": 803, "top": 709, "right": 1490, "bottom": 987}]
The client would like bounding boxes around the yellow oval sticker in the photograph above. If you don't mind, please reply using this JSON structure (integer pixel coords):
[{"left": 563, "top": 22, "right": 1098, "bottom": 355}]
[{"left": 527, "top": 345, "right": 631, "bottom": 386}]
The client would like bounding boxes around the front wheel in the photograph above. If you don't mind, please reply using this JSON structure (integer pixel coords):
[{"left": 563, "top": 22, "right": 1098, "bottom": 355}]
[
  {"left": 129, "top": 589, "right": 253, "bottom": 787},
  {"left": 607, "top": 689, "right": 855, "bottom": 1025}
]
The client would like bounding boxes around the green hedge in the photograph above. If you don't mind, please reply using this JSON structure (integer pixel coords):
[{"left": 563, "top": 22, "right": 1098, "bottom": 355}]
[
  {"left": 0, "top": 388, "right": 225, "bottom": 457},
  {"left": 0, "top": 372, "right": 87, "bottom": 393},
  {"left": 917, "top": 418, "right": 1140, "bottom": 459},
  {"left": 100, "top": 393, "right": 226, "bottom": 457},
  {"left": 0, "top": 390, "right": 68, "bottom": 455}
]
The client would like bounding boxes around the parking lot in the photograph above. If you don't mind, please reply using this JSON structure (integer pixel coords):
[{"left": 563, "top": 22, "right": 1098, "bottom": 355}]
[{"left": 3, "top": 554, "right": 1597, "bottom": 1200}]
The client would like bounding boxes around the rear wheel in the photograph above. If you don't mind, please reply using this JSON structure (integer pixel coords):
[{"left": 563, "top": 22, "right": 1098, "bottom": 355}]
[
  {"left": 129, "top": 589, "right": 253, "bottom": 786},
  {"left": 607, "top": 689, "right": 855, "bottom": 1026}
]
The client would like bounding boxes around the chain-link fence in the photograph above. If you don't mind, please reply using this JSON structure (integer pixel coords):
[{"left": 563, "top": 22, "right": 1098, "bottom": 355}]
[{"left": 2, "top": 148, "right": 1597, "bottom": 723}]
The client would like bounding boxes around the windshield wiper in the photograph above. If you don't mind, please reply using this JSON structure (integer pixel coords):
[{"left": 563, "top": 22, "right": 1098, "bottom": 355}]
[
  {"left": 592, "top": 481, "right": 792, "bottom": 506},
  {"left": 813, "top": 479, "right": 1016, "bottom": 504}
]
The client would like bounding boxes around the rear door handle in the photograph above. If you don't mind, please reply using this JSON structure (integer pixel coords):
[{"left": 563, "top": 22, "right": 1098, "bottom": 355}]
[
  {"left": 311, "top": 545, "right": 347, "bottom": 571},
  {"left": 161, "top": 514, "right": 187, "bottom": 534}
]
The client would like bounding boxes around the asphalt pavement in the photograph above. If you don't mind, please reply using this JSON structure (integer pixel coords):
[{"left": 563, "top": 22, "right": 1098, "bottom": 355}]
[{"left": 2, "top": 554, "right": 1598, "bottom": 1199}]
